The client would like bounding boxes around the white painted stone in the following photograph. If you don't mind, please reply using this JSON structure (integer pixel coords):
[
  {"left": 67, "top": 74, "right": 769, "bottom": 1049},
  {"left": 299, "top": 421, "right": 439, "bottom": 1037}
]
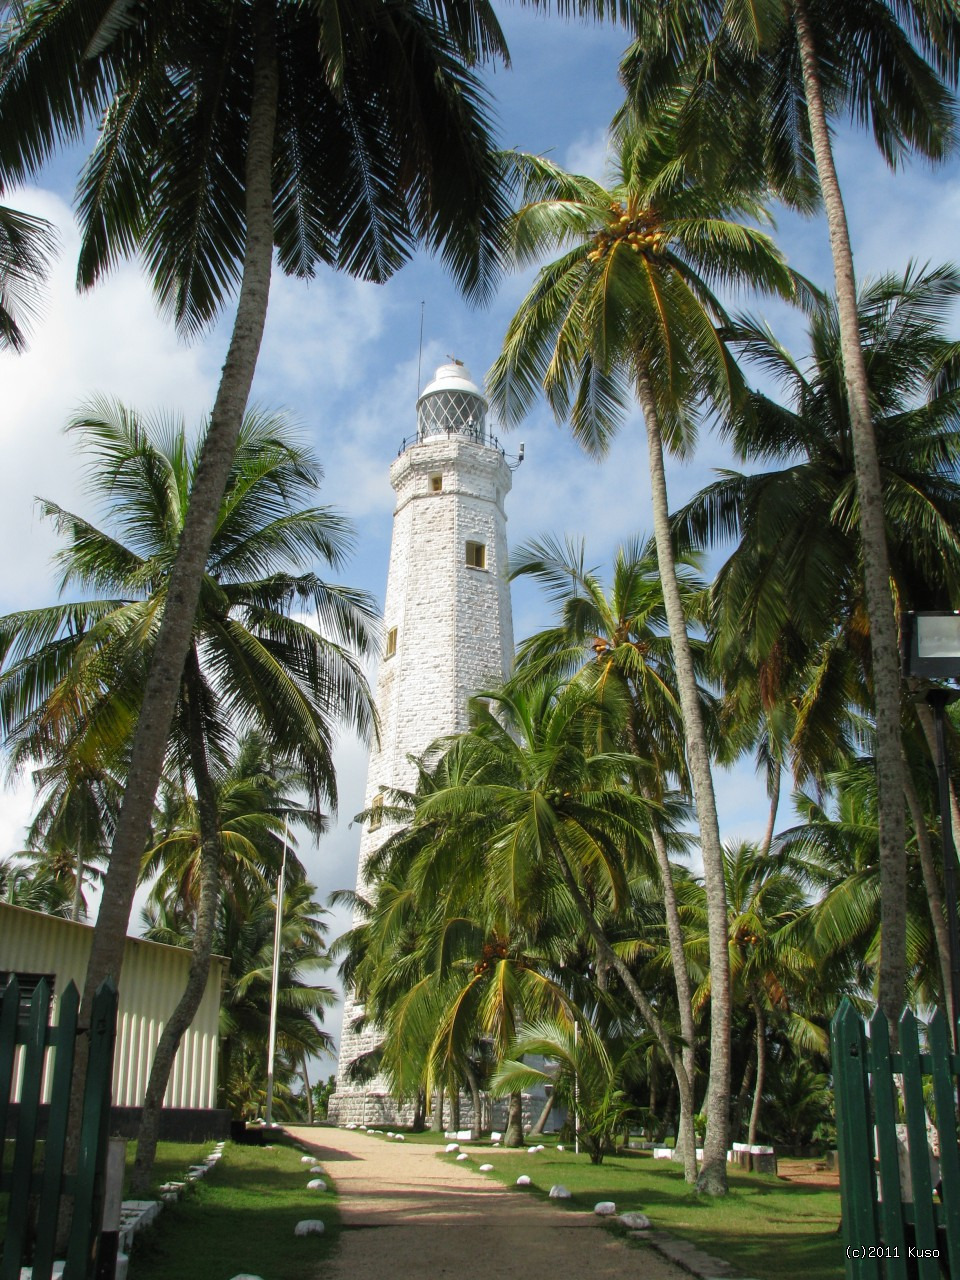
[
  {"left": 300, "top": 1156, "right": 314, "bottom": 1164},
  {"left": 329, "top": 375, "right": 515, "bottom": 1125},
  {"left": 445, "top": 1143, "right": 460, "bottom": 1153},
  {"left": 516, "top": 1175, "right": 532, "bottom": 1186},
  {"left": 548, "top": 1185, "right": 572, "bottom": 1199},
  {"left": 294, "top": 1220, "right": 326, "bottom": 1237},
  {"left": 386, "top": 1131, "right": 395, "bottom": 1137},
  {"left": 307, "top": 1178, "right": 327, "bottom": 1191},
  {"left": 594, "top": 1201, "right": 617, "bottom": 1216},
  {"left": 479, "top": 1164, "right": 494, "bottom": 1172},
  {"left": 229, "top": 1274, "right": 266, "bottom": 1279},
  {"left": 556, "top": 1144, "right": 565, "bottom": 1152},
  {"left": 456, "top": 1153, "right": 469, "bottom": 1162},
  {"left": 310, "top": 1165, "right": 325, "bottom": 1175},
  {"left": 618, "top": 1212, "right": 651, "bottom": 1230},
  {"left": 394, "top": 1134, "right": 405, "bottom": 1141}
]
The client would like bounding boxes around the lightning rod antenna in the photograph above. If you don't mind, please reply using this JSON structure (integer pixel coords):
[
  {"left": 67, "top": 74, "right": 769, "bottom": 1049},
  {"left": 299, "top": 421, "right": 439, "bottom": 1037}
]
[{"left": 416, "top": 300, "right": 426, "bottom": 398}]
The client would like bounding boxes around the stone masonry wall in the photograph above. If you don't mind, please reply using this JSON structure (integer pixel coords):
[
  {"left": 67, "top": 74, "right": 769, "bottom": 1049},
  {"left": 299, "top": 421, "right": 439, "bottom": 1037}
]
[{"left": 329, "top": 434, "right": 514, "bottom": 1121}]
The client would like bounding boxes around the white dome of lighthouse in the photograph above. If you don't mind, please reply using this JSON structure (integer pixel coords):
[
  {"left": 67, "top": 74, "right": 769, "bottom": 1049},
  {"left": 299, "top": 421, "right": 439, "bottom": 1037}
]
[{"left": 417, "top": 360, "right": 488, "bottom": 441}]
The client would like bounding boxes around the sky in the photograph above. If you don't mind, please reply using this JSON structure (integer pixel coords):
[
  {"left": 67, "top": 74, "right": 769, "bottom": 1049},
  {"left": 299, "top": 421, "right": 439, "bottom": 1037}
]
[{"left": 2, "top": 8, "right": 960, "bottom": 1062}]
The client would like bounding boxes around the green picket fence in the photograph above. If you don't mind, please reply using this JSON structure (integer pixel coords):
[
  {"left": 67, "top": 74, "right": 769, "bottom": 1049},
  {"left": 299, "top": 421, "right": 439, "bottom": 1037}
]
[
  {"left": 831, "top": 998, "right": 959, "bottom": 1280},
  {"left": 0, "top": 974, "right": 118, "bottom": 1280}
]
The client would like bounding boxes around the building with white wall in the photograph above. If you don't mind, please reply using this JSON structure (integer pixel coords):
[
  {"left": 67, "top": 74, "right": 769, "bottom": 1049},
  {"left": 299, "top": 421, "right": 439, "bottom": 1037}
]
[
  {"left": 329, "top": 361, "right": 517, "bottom": 1126},
  {"left": 1, "top": 901, "right": 225, "bottom": 1118}
]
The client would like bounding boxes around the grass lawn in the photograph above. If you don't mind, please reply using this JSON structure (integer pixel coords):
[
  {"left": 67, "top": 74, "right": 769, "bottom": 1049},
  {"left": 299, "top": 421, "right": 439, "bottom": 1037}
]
[
  {"left": 128, "top": 1136, "right": 338, "bottom": 1280},
  {"left": 434, "top": 1142, "right": 843, "bottom": 1280}
]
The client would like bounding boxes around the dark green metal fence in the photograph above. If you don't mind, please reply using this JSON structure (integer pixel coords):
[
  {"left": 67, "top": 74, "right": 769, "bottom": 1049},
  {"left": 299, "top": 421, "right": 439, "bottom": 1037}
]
[
  {"left": 832, "top": 998, "right": 959, "bottom": 1279},
  {"left": 0, "top": 974, "right": 118, "bottom": 1280}
]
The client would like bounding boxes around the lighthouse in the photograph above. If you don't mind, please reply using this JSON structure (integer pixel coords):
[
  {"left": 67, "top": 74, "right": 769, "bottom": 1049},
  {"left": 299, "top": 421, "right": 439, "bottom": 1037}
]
[{"left": 329, "top": 361, "right": 516, "bottom": 1126}]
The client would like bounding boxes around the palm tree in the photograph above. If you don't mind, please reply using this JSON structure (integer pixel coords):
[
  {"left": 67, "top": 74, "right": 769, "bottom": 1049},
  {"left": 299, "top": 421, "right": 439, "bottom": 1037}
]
[
  {"left": 677, "top": 265, "right": 960, "bottom": 1011},
  {"left": 406, "top": 677, "right": 704, "bottom": 1150},
  {"left": 492, "top": 1017, "right": 640, "bottom": 1164},
  {"left": 338, "top": 732, "right": 577, "bottom": 1143},
  {"left": 681, "top": 841, "right": 827, "bottom": 1145},
  {"left": 487, "top": 121, "right": 804, "bottom": 1192},
  {"left": 144, "top": 870, "right": 335, "bottom": 1120},
  {"left": 622, "top": 0, "right": 960, "bottom": 1030},
  {"left": 0, "top": 0, "right": 634, "bottom": 1072},
  {"left": 0, "top": 400, "right": 376, "bottom": 1186},
  {"left": 776, "top": 762, "right": 943, "bottom": 1012},
  {"left": 0, "top": 202, "right": 57, "bottom": 351},
  {"left": 509, "top": 533, "right": 708, "bottom": 1179}
]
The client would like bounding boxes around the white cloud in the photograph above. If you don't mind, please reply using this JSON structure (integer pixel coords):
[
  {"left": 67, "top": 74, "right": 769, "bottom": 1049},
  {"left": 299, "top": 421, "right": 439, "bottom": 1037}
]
[{"left": 0, "top": 186, "right": 219, "bottom": 612}]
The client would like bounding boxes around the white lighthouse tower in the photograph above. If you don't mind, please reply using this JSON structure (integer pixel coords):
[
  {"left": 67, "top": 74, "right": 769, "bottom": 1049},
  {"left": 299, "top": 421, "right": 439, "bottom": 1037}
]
[{"left": 329, "top": 360, "right": 516, "bottom": 1126}]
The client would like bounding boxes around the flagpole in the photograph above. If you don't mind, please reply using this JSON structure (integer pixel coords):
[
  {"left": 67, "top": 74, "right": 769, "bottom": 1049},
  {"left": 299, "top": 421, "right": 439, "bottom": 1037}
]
[{"left": 265, "top": 818, "right": 289, "bottom": 1126}]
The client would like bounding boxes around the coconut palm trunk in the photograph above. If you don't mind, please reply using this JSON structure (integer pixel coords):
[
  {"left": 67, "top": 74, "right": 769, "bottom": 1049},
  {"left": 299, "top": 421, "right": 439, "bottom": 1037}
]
[
  {"left": 530, "top": 1091, "right": 555, "bottom": 1135},
  {"left": 790, "top": 0, "right": 907, "bottom": 1027},
  {"left": 504, "top": 1091, "right": 524, "bottom": 1147},
  {"left": 547, "top": 829, "right": 698, "bottom": 1179},
  {"left": 746, "top": 992, "right": 766, "bottom": 1146},
  {"left": 759, "top": 764, "right": 780, "bottom": 859},
  {"left": 647, "top": 808, "right": 699, "bottom": 1181},
  {"left": 131, "top": 647, "right": 225, "bottom": 1194},
  {"left": 79, "top": 0, "right": 280, "bottom": 1031},
  {"left": 626, "top": 710, "right": 699, "bottom": 1181},
  {"left": 636, "top": 361, "right": 731, "bottom": 1194}
]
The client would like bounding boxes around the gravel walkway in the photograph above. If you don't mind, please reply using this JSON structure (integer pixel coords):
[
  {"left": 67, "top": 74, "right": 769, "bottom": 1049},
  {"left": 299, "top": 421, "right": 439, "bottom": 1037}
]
[{"left": 284, "top": 1126, "right": 688, "bottom": 1280}]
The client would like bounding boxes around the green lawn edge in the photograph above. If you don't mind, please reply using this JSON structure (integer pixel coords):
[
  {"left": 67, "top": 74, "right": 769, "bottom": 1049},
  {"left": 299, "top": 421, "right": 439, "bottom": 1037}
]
[
  {"left": 432, "top": 1142, "right": 844, "bottom": 1280},
  {"left": 127, "top": 1136, "right": 339, "bottom": 1280}
]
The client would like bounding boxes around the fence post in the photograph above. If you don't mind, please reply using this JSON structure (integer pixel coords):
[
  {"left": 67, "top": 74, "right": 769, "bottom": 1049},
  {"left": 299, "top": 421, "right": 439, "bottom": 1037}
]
[
  {"left": 64, "top": 978, "right": 118, "bottom": 1280},
  {"left": 1, "top": 978, "right": 53, "bottom": 1280},
  {"left": 0, "top": 976, "right": 20, "bottom": 1150},
  {"left": 32, "top": 981, "right": 81, "bottom": 1280},
  {"left": 865, "top": 1008, "right": 907, "bottom": 1279},
  {"left": 831, "top": 998, "right": 880, "bottom": 1280},
  {"left": 926, "top": 1008, "right": 960, "bottom": 1276}
]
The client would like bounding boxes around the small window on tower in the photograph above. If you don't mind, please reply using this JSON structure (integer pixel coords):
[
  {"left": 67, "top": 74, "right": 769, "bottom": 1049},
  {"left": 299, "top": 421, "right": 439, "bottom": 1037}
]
[
  {"left": 369, "top": 794, "right": 384, "bottom": 831},
  {"left": 385, "top": 627, "right": 397, "bottom": 659},
  {"left": 430, "top": 474, "right": 443, "bottom": 493},
  {"left": 466, "top": 541, "right": 486, "bottom": 570}
]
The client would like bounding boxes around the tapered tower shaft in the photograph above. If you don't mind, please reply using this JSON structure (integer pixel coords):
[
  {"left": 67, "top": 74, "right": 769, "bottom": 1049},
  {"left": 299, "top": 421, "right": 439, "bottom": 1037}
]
[{"left": 330, "top": 362, "right": 514, "bottom": 1125}]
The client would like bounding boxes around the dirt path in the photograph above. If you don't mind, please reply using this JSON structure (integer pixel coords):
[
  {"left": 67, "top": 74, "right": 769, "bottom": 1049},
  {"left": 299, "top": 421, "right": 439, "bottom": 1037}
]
[{"left": 284, "top": 1126, "right": 688, "bottom": 1280}]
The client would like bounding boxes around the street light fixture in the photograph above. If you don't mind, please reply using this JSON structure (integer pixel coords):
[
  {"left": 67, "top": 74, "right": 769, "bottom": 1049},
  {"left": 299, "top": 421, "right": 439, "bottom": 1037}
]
[{"left": 901, "top": 611, "right": 960, "bottom": 1046}]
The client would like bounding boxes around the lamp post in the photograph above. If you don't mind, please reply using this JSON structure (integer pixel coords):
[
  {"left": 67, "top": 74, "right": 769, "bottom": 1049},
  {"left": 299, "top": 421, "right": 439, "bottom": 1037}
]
[
  {"left": 901, "top": 611, "right": 960, "bottom": 1047},
  {"left": 265, "top": 818, "right": 289, "bottom": 1127}
]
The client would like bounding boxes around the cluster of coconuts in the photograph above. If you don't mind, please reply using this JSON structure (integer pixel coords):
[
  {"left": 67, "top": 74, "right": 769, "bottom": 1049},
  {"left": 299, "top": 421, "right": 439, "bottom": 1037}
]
[{"left": 587, "top": 204, "right": 666, "bottom": 261}]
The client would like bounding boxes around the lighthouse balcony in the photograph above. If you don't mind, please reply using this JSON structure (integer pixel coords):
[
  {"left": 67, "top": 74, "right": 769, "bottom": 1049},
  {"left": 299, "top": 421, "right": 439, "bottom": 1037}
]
[{"left": 396, "top": 426, "right": 508, "bottom": 458}]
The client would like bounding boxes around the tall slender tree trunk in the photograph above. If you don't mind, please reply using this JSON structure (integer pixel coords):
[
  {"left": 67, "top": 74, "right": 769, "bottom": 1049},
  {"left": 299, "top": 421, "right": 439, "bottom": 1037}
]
[
  {"left": 530, "top": 1091, "right": 555, "bottom": 1136},
  {"left": 548, "top": 830, "right": 698, "bottom": 1176},
  {"left": 759, "top": 763, "right": 780, "bottom": 859},
  {"left": 746, "top": 993, "right": 766, "bottom": 1146},
  {"left": 791, "top": 0, "right": 907, "bottom": 1027},
  {"left": 903, "top": 761, "right": 953, "bottom": 1013},
  {"left": 60, "top": 0, "right": 281, "bottom": 1219},
  {"left": 504, "top": 1091, "right": 524, "bottom": 1147},
  {"left": 302, "top": 1056, "right": 314, "bottom": 1125},
  {"left": 132, "top": 648, "right": 222, "bottom": 1195},
  {"left": 630, "top": 705, "right": 699, "bottom": 1183},
  {"left": 734, "top": 1042, "right": 757, "bottom": 1141},
  {"left": 76, "top": 0, "right": 279, "bottom": 1025},
  {"left": 636, "top": 364, "right": 731, "bottom": 1195},
  {"left": 464, "top": 1060, "right": 482, "bottom": 1140}
]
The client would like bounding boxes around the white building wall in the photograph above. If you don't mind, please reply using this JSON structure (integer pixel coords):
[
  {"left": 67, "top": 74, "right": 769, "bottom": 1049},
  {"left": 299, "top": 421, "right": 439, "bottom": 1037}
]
[
  {"left": 0, "top": 902, "right": 225, "bottom": 1109},
  {"left": 331, "top": 371, "right": 516, "bottom": 1122}
]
